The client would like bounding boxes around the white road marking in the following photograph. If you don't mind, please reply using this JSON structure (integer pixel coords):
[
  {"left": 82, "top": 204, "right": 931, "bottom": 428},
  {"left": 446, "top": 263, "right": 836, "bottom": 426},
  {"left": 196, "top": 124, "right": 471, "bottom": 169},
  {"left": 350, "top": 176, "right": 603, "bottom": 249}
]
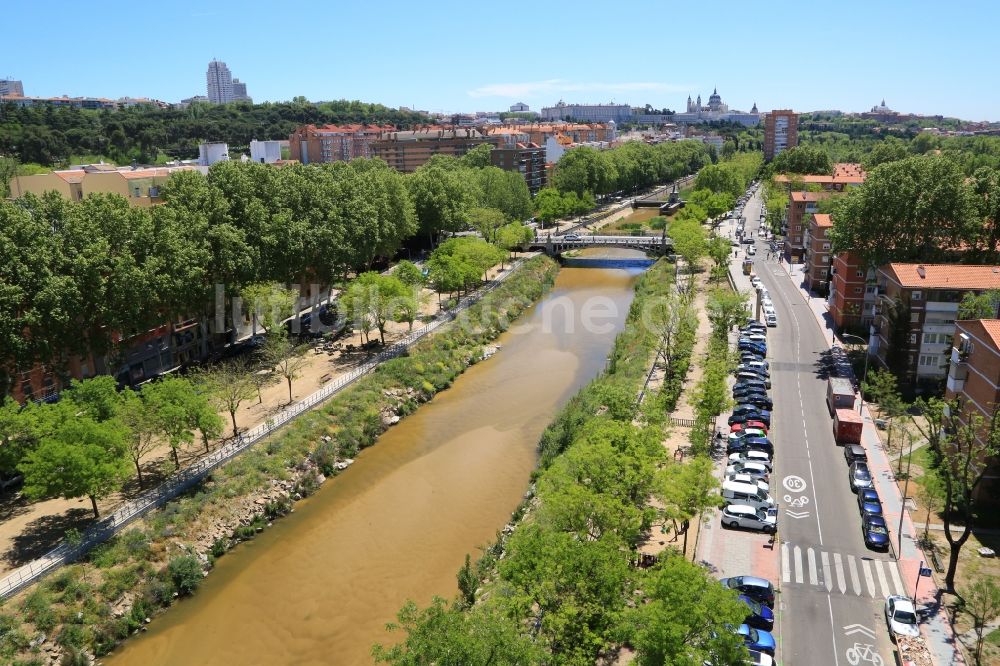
[
  {"left": 889, "top": 562, "right": 906, "bottom": 596},
  {"left": 848, "top": 555, "right": 862, "bottom": 596},
  {"left": 834, "top": 553, "right": 847, "bottom": 594},
  {"left": 808, "top": 547, "right": 819, "bottom": 585},
  {"left": 782, "top": 542, "right": 791, "bottom": 583},
  {"left": 874, "top": 558, "right": 891, "bottom": 597},
  {"left": 828, "top": 595, "right": 842, "bottom": 666},
  {"left": 861, "top": 559, "right": 876, "bottom": 598},
  {"left": 794, "top": 545, "right": 804, "bottom": 584},
  {"left": 823, "top": 551, "right": 833, "bottom": 592}
]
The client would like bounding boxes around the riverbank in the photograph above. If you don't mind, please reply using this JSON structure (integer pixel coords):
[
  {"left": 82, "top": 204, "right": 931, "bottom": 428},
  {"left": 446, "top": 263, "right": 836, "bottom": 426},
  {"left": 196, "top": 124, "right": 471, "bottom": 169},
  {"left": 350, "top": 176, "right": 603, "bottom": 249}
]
[
  {"left": 0, "top": 257, "right": 560, "bottom": 666},
  {"left": 372, "top": 259, "right": 748, "bottom": 665}
]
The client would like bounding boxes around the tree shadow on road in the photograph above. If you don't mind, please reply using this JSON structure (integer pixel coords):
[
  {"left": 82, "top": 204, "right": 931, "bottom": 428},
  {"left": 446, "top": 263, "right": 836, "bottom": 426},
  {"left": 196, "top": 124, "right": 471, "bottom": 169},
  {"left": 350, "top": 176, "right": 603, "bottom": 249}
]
[
  {"left": 4, "top": 507, "right": 94, "bottom": 569},
  {"left": 813, "top": 347, "right": 854, "bottom": 382}
]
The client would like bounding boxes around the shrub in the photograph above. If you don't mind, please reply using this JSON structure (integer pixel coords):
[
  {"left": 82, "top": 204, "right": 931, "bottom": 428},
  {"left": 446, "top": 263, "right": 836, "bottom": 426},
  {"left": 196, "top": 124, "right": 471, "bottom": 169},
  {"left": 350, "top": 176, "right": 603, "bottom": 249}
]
[
  {"left": 141, "top": 576, "right": 177, "bottom": 608},
  {"left": 56, "top": 622, "right": 90, "bottom": 650},
  {"left": 59, "top": 647, "right": 89, "bottom": 666},
  {"left": 21, "top": 589, "right": 57, "bottom": 633},
  {"left": 209, "top": 538, "right": 228, "bottom": 559},
  {"left": 167, "top": 555, "right": 203, "bottom": 596}
]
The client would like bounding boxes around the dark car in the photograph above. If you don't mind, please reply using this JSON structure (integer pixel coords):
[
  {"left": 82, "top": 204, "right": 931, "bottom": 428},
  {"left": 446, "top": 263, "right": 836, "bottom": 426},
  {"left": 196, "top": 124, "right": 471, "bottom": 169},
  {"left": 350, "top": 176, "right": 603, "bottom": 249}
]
[
  {"left": 736, "top": 395, "right": 773, "bottom": 410},
  {"left": 729, "top": 410, "right": 771, "bottom": 428},
  {"left": 858, "top": 488, "right": 883, "bottom": 517},
  {"left": 735, "top": 379, "right": 768, "bottom": 393},
  {"left": 739, "top": 595, "right": 775, "bottom": 630},
  {"left": 737, "top": 624, "right": 776, "bottom": 655},
  {"left": 736, "top": 371, "right": 771, "bottom": 389},
  {"left": 844, "top": 444, "right": 867, "bottom": 465},
  {"left": 862, "top": 514, "right": 890, "bottom": 551},
  {"left": 720, "top": 576, "right": 775, "bottom": 607},
  {"left": 739, "top": 341, "right": 767, "bottom": 354},
  {"left": 727, "top": 437, "right": 774, "bottom": 455}
]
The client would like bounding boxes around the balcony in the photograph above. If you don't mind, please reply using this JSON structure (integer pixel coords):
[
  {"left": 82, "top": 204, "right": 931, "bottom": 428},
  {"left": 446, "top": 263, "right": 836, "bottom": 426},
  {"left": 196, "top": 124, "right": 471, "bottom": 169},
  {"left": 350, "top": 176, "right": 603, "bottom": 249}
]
[
  {"left": 946, "top": 374, "right": 965, "bottom": 394},
  {"left": 951, "top": 346, "right": 970, "bottom": 366}
]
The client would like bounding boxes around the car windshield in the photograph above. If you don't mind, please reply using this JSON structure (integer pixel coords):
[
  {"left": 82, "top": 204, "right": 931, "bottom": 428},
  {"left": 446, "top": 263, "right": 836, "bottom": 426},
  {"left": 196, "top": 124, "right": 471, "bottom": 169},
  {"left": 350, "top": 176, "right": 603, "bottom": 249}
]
[
  {"left": 745, "top": 627, "right": 759, "bottom": 641},
  {"left": 855, "top": 468, "right": 871, "bottom": 480},
  {"left": 894, "top": 610, "right": 917, "bottom": 625}
]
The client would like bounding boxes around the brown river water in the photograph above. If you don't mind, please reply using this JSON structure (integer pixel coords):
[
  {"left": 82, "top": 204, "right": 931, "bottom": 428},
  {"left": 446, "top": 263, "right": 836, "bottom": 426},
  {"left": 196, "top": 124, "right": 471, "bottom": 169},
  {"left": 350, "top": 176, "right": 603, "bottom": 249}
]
[{"left": 107, "top": 250, "right": 645, "bottom": 666}]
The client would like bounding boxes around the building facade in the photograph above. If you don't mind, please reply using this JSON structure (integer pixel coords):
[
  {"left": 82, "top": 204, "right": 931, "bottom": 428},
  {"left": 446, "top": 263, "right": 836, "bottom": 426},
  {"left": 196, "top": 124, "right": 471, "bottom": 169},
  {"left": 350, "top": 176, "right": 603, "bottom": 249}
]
[
  {"left": 829, "top": 251, "right": 878, "bottom": 331},
  {"left": 490, "top": 144, "right": 546, "bottom": 194},
  {"left": 370, "top": 128, "right": 494, "bottom": 173},
  {"left": 250, "top": 139, "right": 284, "bottom": 163},
  {"left": 944, "top": 319, "right": 1000, "bottom": 503},
  {"left": 871, "top": 264, "right": 1000, "bottom": 385},
  {"left": 509, "top": 102, "right": 529, "bottom": 112},
  {"left": 0, "top": 79, "right": 24, "bottom": 96},
  {"left": 288, "top": 124, "right": 391, "bottom": 164},
  {"left": 540, "top": 101, "right": 632, "bottom": 123},
  {"left": 782, "top": 191, "right": 830, "bottom": 262},
  {"left": 803, "top": 213, "right": 834, "bottom": 293},
  {"left": 206, "top": 60, "right": 238, "bottom": 104},
  {"left": 8, "top": 164, "right": 206, "bottom": 207},
  {"left": 764, "top": 110, "right": 798, "bottom": 160},
  {"left": 232, "top": 78, "right": 251, "bottom": 102}
]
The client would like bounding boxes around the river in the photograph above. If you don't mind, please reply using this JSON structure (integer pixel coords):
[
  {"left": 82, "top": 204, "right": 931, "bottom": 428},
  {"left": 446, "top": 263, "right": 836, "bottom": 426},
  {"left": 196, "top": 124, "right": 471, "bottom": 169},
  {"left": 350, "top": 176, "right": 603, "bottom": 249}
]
[{"left": 107, "top": 251, "right": 646, "bottom": 666}]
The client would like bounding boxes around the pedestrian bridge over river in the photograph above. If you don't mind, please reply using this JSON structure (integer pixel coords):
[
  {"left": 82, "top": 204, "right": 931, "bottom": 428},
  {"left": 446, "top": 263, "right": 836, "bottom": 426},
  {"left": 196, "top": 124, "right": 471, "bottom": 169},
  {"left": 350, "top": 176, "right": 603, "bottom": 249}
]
[{"left": 530, "top": 234, "right": 674, "bottom": 257}]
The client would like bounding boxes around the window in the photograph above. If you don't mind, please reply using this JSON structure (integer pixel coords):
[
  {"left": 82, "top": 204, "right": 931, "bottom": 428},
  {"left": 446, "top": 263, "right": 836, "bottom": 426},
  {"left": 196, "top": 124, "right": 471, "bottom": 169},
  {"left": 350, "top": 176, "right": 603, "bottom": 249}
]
[
  {"left": 911, "top": 313, "right": 921, "bottom": 323},
  {"left": 919, "top": 355, "right": 939, "bottom": 367},
  {"left": 822, "top": 243, "right": 831, "bottom": 250},
  {"left": 924, "top": 332, "right": 936, "bottom": 344},
  {"left": 856, "top": 271, "right": 865, "bottom": 278},
  {"left": 854, "top": 287, "right": 863, "bottom": 294},
  {"left": 909, "top": 333, "right": 918, "bottom": 344},
  {"left": 912, "top": 290, "right": 922, "bottom": 301}
]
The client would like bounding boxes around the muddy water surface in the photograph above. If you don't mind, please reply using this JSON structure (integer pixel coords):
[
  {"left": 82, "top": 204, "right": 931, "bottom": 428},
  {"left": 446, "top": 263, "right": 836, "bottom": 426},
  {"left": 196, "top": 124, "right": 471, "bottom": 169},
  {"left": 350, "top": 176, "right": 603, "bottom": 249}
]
[{"left": 108, "top": 254, "right": 645, "bottom": 666}]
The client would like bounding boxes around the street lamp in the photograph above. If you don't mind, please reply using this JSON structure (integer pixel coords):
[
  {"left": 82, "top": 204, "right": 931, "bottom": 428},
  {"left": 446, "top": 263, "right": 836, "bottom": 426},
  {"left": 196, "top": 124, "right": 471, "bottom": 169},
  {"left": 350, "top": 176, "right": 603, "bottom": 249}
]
[{"left": 841, "top": 332, "right": 870, "bottom": 414}]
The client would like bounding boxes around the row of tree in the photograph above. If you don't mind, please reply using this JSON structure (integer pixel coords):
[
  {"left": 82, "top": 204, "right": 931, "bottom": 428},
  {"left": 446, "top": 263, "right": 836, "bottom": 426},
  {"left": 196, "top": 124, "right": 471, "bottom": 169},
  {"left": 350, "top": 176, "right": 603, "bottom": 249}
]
[
  {"left": 0, "top": 153, "right": 532, "bottom": 397},
  {"left": 0, "top": 98, "right": 430, "bottom": 166}
]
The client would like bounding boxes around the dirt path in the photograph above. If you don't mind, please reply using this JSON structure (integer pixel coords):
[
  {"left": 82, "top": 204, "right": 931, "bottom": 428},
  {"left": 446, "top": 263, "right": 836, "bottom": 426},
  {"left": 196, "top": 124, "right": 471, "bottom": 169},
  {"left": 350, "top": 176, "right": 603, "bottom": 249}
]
[{"left": 0, "top": 259, "right": 528, "bottom": 577}]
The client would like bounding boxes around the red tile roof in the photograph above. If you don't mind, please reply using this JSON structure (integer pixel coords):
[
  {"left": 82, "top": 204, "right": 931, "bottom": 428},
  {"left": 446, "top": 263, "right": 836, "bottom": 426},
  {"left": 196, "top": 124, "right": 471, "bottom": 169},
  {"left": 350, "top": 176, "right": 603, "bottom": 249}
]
[
  {"left": 790, "top": 191, "right": 831, "bottom": 202},
  {"left": 979, "top": 320, "right": 1000, "bottom": 350},
  {"left": 813, "top": 213, "right": 833, "bottom": 228},
  {"left": 882, "top": 263, "right": 1000, "bottom": 290}
]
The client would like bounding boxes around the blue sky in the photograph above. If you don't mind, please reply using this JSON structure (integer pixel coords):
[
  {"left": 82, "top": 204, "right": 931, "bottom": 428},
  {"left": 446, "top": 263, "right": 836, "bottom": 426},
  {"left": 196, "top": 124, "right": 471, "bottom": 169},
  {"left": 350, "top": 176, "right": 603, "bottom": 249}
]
[{"left": 6, "top": 0, "right": 998, "bottom": 120}]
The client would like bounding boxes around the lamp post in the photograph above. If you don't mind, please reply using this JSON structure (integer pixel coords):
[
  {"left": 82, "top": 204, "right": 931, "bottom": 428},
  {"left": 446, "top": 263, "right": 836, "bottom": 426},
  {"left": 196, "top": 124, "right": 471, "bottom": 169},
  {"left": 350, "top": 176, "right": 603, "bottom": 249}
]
[
  {"left": 896, "top": 429, "right": 915, "bottom": 560},
  {"left": 841, "top": 333, "right": 871, "bottom": 414}
]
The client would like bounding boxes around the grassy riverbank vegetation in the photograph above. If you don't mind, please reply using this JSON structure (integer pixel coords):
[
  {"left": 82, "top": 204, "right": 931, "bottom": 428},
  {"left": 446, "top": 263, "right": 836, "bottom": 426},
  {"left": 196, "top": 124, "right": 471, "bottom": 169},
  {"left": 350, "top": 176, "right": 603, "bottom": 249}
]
[
  {"left": 0, "top": 256, "right": 559, "bottom": 665},
  {"left": 373, "top": 260, "right": 749, "bottom": 665}
]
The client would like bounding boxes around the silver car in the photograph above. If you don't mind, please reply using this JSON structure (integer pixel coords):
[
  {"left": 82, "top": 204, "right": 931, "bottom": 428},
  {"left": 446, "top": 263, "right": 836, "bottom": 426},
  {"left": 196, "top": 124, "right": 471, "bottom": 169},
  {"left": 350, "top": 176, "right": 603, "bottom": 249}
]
[{"left": 850, "top": 461, "right": 873, "bottom": 493}]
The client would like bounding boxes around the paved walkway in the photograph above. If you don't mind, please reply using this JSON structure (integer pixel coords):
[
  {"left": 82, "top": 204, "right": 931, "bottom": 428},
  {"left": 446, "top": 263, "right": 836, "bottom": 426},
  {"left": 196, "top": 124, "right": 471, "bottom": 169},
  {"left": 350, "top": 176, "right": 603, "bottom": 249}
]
[{"left": 776, "top": 258, "right": 965, "bottom": 666}]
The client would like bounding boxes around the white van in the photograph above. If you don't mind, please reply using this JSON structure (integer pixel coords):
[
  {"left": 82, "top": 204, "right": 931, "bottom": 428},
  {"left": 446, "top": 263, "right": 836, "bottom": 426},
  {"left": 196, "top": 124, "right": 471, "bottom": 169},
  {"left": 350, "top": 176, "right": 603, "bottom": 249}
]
[
  {"left": 765, "top": 312, "right": 778, "bottom": 327},
  {"left": 722, "top": 480, "right": 774, "bottom": 510}
]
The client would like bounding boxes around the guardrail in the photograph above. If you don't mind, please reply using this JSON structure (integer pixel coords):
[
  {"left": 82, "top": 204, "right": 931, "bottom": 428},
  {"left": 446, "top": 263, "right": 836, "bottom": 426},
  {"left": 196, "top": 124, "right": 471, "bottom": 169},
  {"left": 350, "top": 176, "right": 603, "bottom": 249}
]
[{"left": 0, "top": 260, "right": 525, "bottom": 599}]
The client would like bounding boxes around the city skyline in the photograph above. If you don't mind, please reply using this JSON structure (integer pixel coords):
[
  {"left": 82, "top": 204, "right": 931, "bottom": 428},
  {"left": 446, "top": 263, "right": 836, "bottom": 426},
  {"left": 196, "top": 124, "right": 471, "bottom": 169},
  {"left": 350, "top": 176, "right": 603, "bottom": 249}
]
[{"left": 5, "top": 0, "right": 1000, "bottom": 121}]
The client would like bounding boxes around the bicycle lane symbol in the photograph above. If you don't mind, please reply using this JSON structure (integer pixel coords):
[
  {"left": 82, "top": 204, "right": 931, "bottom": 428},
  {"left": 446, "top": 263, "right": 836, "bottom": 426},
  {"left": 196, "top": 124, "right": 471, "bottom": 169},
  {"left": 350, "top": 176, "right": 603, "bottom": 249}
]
[{"left": 845, "top": 643, "right": 883, "bottom": 666}]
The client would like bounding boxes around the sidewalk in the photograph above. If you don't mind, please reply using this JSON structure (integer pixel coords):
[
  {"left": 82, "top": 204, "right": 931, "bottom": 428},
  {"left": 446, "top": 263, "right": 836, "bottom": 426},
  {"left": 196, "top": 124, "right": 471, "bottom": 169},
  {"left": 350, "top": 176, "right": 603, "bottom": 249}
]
[{"left": 776, "top": 257, "right": 965, "bottom": 666}]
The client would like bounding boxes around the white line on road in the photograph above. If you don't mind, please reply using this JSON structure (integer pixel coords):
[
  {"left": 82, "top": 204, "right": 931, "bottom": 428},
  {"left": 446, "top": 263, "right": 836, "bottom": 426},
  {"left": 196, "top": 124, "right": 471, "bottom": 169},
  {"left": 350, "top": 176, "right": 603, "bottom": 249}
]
[
  {"left": 889, "top": 562, "right": 906, "bottom": 596},
  {"left": 875, "top": 558, "right": 891, "bottom": 597},
  {"left": 827, "top": 595, "right": 841, "bottom": 666},
  {"left": 848, "top": 555, "right": 862, "bottom": 596},
  {"left": 861, "top": 559, "right": 876, "bottom": 598},
  {"left": 823, "top": 551, "right": 833, "bottom": 592},
  {"left": 808, "top": 548, "right": 819, "bottom": 585},
  {"left": 782, "top": 542, "right": 791, "bottom": 583},
  {"left": 794, "top": 545, "right": 804, "bottom": 584},
  {"left": 834, "top": 553, "right": 847, "bottom": 594}
]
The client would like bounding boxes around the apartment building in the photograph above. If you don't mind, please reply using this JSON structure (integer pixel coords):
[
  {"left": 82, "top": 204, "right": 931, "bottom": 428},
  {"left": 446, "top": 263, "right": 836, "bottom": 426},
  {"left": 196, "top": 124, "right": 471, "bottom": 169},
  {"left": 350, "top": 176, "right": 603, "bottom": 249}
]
[
  {"left": 8, "top": 164, "right": 205, "bottom": 206},
  {"left": 945, "top": 319, "right": 1000, "bottom": 503},
  {"left": 871, "top": 264, "right": 1000, "bottom": 386},
  {"left": 764, "top": 109, "right": 798, "bottom": 160},
  {"left": 289, "top": 124, "right": 392, "bottom": 165},
  {"left": 370, "top": 127, "right": 494, "bottom": 173},
  {"left": 773, "top": 163, "right": 866, "bottom": 191},
  {"left": 485, "top": 127, "right": 546, "bottom": 193},
  {"left": 782, "top": 191, "right": 830, "bottom": 262},
  {"left": 803, "top": 213, "right": 834, "bottom": 293},
  {"left": 829, "top": 251, "right": 878, "bottom": 331}
]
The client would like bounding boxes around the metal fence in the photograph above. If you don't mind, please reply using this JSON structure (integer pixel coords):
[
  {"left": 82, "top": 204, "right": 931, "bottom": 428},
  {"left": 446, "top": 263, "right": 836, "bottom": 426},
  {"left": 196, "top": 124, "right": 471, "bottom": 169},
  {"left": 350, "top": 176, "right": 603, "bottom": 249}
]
[{"left": 0, "top": 260, "right": 525, "bottom": 599}]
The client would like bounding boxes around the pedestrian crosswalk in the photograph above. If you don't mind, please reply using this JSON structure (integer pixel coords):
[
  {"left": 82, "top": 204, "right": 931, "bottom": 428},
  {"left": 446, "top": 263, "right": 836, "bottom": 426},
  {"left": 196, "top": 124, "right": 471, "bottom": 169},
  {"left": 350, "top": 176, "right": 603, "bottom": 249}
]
[{"left": 781, "top": 543, "right": 907, "bottom": 598}]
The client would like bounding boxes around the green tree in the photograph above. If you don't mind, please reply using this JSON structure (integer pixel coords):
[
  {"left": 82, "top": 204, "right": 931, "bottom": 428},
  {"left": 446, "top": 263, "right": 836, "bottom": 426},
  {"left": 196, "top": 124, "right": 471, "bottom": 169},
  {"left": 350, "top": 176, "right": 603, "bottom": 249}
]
[
  {"left": 393, "top": 260, "right": 425, "bottom": 288},
  {"left": 861, "top": 368, "right": 903, "bottom": 419},
  {"left": 829, "top": 156, "right": 979, "bottom": 269},
  {"left": 241, "top": 282, "right": 299, "bottom": 335},
  {"left": 533, "top": 187, "right": 569, "bottom": 225},
  {"left": 769, "top": 145, "right": 832, "bottom": 175},
  {"left": 627, "top": 553, "right": 749, "bottom": 666},
  {"left": 468, "top": 207, "right": 507, "bottom": 244},
  {"left": 958, "top": 290, "right": 1000, "bottom": 320},
  {"left": 167, "top": 554, "right": 204, "bottom": 596},
  {"left": 477, "top": 167, "right": 532, "bottom": 222},
  {"left": 342, "top": 272, "right": 410, "bottom": 344},
  {"left": 962, "top": 578, "right": 1000, "bottom": 666},
  {"left": 669, "top": 218, "right": 708, "bottom": 267},
  {"left": 407, "top": 162, "right": 478, "bottom": 244},
  {"left": 706, "top": 288, "right": 749, "bottom": 335},
  {"left": 460, "top": 143, "right": 493, "bottom": 169},
  {"left": 371, "top": 597, "right": 543, "bottom": 665},
  {"left": 553, "top": 146, "right": 617, "bottom": 197},
  {"left": 19, "top": 410, "right": 130, "bottom": 518},
  {"left": 202, "top": 359, "right": 257, "bottom": 438},
  {"left": 264, "top": 331, "right": 311, "bottom": 404},
  {"left": 660, "top": 457, "right": 724, "bottom": 557},
  {"left": 119, "top": 390, "right": 158, "bottom": 489},
  {"left": 143, "top": 376, "right": 218, "bottom": 468},
  {"left": 862, "top": 138, "right": 910, "bottom": 170}
]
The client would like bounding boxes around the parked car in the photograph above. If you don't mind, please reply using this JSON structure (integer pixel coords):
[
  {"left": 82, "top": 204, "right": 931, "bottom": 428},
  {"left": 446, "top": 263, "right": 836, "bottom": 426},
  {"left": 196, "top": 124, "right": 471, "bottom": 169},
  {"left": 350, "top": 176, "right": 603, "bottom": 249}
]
[
  {"left": 862, "top": 514, "right": 890, "bottom": 551},
  {"left": 857, "top": 488, "right": 883, "bottom": 517},
  {"left": 747, "top": 246, "right": 757, "bottom": 256},
  {"left": 736, "top": 372, "right": 771, "bottom": 389},
  {"left": 719, "top": 576, "right": 775, "bottom": 607},
  {"left": 739, "top": 595, "right": 775, "bottom": 630},
  {"left": 728, "top": 450, "right": 773, "bottom": 469},
  {"left": 747, "top": 649, "right": 775, "bottom": 666},
  {"left": 844, "top": 444, "right": 867, "bottom": 465},
  {"left": 764, "top": 312, "right": 778, "bottom": 328},
  {"left": 885, "top": 595, "right": 920, "bottom": 640},
  {"left": 727, "top": 473, "right": 769, "bottom": 494},
  {"left": 722, "top": 481, "right": 774, "bottom": 510},
  {"left": 734, "top": 379, "right": 768, "bottom": 392},
  {"left": 730, "top": 411, "right": 771, "bottom": 428},
  {"left": 740, "top": 332, "right": 767, "bottom": 344},
  {"left": 726, "top": 461, "right": 770, "bottom": 480},
  {"left": 727, "top": 436, "right": 774, "bottom": 455},
  {"left": 737, "top": 395, "right": 773, "bottom": 410},
  {"left": 849, "top": 461, "right": 873, "bottom": 493},
  {"left": 737, "top": 624, "right": 776, "bottom": 655},
  {"left": 564, "top": 233, "right": 581, "bottom": 241},
  {"left": 721, "top": 504, "right": 777, "bottom": 533}
]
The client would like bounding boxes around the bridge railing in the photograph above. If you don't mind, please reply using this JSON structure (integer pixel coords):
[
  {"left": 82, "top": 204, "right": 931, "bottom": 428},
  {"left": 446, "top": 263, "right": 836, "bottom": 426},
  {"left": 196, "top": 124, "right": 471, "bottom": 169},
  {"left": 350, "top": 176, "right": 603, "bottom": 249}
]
[{"left": 0, "top": 259, "right": 525, "bottom": 600}]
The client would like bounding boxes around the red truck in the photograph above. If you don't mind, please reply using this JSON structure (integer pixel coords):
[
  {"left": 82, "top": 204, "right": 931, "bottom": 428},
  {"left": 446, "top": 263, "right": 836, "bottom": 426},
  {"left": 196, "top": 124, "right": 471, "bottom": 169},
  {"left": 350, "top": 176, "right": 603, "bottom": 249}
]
[{"left": 833, "top": 408, "right": 864, "bottom": 445}]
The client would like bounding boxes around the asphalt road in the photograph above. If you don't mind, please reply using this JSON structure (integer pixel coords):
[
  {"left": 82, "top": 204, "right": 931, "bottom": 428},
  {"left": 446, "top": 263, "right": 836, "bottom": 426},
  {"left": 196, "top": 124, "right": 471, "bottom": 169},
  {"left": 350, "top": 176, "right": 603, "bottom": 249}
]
[{"left": 739, "top": 192, "right": 902, "bottom": 666}]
